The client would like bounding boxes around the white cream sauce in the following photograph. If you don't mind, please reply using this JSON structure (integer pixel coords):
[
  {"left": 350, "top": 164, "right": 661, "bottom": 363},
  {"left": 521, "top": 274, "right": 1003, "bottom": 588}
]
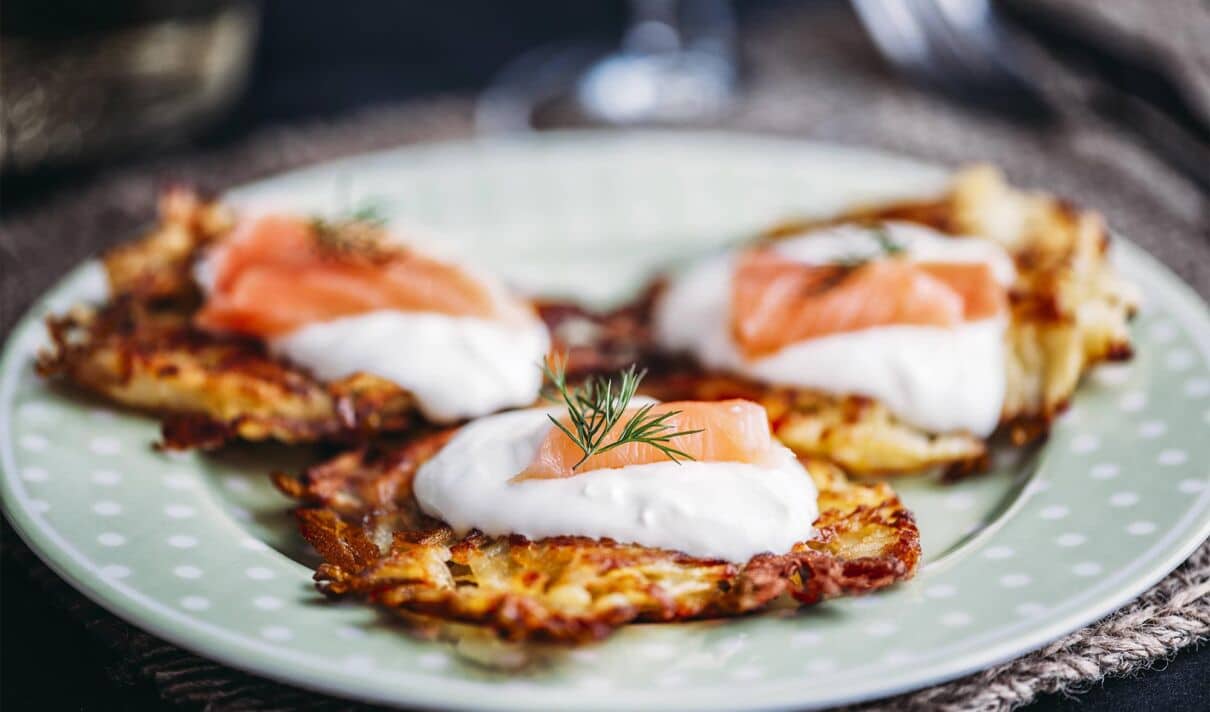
[
  {"left": 193, "top": 224, "right": 550, "bottom": 423},
  {"left": 413, "top": 407, "right": 820, "bottom": 563},
  {"left": 271, "top": 311, "right": 548, "bottom": 422},
  {"left": 654, "top": 222, "right": 1015, "bottom": 436}
]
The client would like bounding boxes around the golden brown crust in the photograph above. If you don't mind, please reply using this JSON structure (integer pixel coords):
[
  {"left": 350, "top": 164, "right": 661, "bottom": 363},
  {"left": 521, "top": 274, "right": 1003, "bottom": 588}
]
[
  {"left": 37, "top": 191, "right": 431, "bottom": 449},
  {"left": 633, "top": 166, "right": 1138, "bottom": 473},
  {"left": 103, "top": 188, "right": 234, "bottom": 303},
  {"left": 762, "top": 165, "right": 1138, "bottom": 440},
  {"left": 37, "top": 189, "right": 643, "bottom": 449},
  {"left": 39, "top": 166, "right": 1136, "bottom": 463},
  {"left": 36, "top": 297, "right": 417, "bottom": 449},
  {"left": 277, "top": 432, "right": 920, "bottom": 644},
  {"left": 640, "top": 369, "right": 988, "bottom": 476}
]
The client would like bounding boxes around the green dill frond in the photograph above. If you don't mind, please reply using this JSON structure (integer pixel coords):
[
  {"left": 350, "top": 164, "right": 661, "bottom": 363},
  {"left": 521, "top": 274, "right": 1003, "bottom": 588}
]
[{"left": 540, "top": 357, "right": 702, "bottom": 470}]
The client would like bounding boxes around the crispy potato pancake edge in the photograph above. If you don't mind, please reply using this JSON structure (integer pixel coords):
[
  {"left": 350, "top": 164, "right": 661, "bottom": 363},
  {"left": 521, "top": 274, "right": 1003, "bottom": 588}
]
[{"left": 278, "top": 432, "right": 920, "bottom": 644}]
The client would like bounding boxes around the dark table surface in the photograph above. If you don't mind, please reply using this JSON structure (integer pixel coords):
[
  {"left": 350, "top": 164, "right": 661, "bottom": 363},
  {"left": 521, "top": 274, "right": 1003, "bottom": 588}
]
[{"left": 2, "top": 1, "right": 1206, "bottom": 709}]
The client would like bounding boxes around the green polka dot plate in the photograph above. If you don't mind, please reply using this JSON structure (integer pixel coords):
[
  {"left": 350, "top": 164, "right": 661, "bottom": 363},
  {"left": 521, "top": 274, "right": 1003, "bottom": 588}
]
[{"left": 3, "top": 132, "right": 1209, "bottom": 710}]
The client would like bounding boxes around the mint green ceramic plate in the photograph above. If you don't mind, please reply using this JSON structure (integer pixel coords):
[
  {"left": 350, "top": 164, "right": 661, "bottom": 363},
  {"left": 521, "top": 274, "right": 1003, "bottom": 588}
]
[{"left": 3, "top": 133, "right": 1208, "bottom": 711}]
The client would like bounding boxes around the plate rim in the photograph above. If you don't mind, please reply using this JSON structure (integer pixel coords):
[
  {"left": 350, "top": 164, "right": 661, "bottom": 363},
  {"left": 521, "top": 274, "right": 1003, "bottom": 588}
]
[{"left": 3, "top": 130, "right": 1209, "bottom": 711}]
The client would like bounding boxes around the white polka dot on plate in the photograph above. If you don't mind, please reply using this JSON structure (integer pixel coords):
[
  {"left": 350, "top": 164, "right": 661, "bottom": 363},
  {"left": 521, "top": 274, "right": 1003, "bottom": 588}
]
[
  {"left": 1110, "top": 492, "right": 1139, "bottom": 507},
  {"left": 173, "top": 565, "right": 203, "bottom": 579},
  {"left": 163, "top": 472, "right": 194, "bottom": 490},
  {"left": 97, "top": 532, "right": 125, "bottom": 547},
  {"left": 1138, "top": 420, "right": 1167, "bottom": 439},
  {"left": 1040, "top": 505, "right": 1070, "bottom": 520},
  {"left": 1056, "top": 533, "right": 1086, "bottom": 547},
  {"left": 18, "top": 402, "right": 55, "bottom": 423},
  {"left": 713, "top": 636, "right": 748, "bottom": 656},
  {"left": 805, "top": 659, "right": 837, "bottom": 674},
  {"left": 1093, "top": 364, "right": 1131, "bottom": 386},
  {"left": 180, "top": 596, "right": 210, "bottom": 611},
  {"left": 87, "top": 408, "right": 115, "bottom": 422},
  {"left": 638, "top": 642, "right": 676, "bottom": 659},
  {"left": 1118, "top": 391, "right": 1146, "bottom": 412},
  {"left": 1069, "top": 434, "right": 1099, "bottom": 454},
  {"left": 656, "top": 674, "right": 685, "bottom": 688},
  {"left": 240, "top": 537, "right": 269, "bottom": 552},
  {"left": 1157, "top": 449, "right": 1188, "bottom": 466},
  {"left": 93, "top": 501, "right": 121, "bottom": 516},
  {"left": 20, "top": 434, "right": 48, "bottom": 452},
  {"left": 253, "top": 595, "right": 283, "bottom": 610},
  {"left": 21, "top": 466, "right": 48, "bottom": 482},
  {"left": 164, "top": 504, "right": 196, "bottom": 519},
  {"left": 944, "top": 492, "right": 976, "bottom": 510},
  {"left": 882, "top": 650, "right": 914, "bottom": 665},
  {"left": 983, "top": 546, "right": 1014, "bottom": 560},
  {"left": 1016, "top": 602, "right": 1045, "bottom": 617},
  {"left": 1166, "top": 349, "right": 1195, "bottom": 371},
  {"left": 940, "top": 612, "right": 972, "bottom": 627},
  {"left": 88, "top": 436, "right": 121, "bottom": 455},
  {"left": 568, "top": 649, "right": 599, "bottom": 664},
  {"left": 1090, "top": 463, "right": 1120, "bottom": 480},
  {"left": 245, "top": 567, "right": 274, "bottom": 581},
  {"left": 91, "top": 470, "right": 121, "bottom": 486},
  {"left": 336, "top": 625, "right": 365, "bottom": 640},
  {"left": 167, "top": 535, "right": 198, "bottom": 549},
  {"left": 730, "top": 666, "right": 764, "bottom": 681},
  {"left": 100, "top": 564, "right": 130, "bottom": 579},
  {"left": 260, "top": 626, "right": 292, "bottom": 642},
  {"left": 1178, "top": 479, "right": 1207, "bottom": 494},
  {"left": 999, "top": 574, "right": 1031, "bottom": 588},
  {"left": 864, "top": 621, "right": 897, "bottom": 637},
  {"left": 1185, "top": 379, "right": 1210, "bottom": 399},
  {"left": 223, "top": 476, "right": 252, "bottom": 493},
  {"left": 418, "top": 652, "right": 450, "bottom": 670},
  {"left": 227, "top": 506, "right": 252, "bottom": 522},
  {"left": 1073, "top": 562, "right": 1103, "bottom": 577},
  {"left": 573, "top": 676, "right": 611, "bottom": 691},
  {"left": 28, "top": 499, "right": 49, "bottom": 514},
  {"left": 343, "top": 655, "right": 375, "bottom": 673},
  {"left": 791, "top": 631, "right": 822, "bottom": 648},
  {"left": 924, "top": 584, "right": 957, "bottom": 599},
  {"left": 1127, "top": 521, "right": 1157, "bottom": 536},
  {"left": 1148, "top": 321, "right": 1177, "bottom": 343}
]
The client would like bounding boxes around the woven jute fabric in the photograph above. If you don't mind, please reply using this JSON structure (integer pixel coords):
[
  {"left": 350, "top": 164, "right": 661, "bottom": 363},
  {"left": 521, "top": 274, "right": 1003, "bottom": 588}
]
[{"left": 1, "top": 1, "right": 1207, "bottom": 710}]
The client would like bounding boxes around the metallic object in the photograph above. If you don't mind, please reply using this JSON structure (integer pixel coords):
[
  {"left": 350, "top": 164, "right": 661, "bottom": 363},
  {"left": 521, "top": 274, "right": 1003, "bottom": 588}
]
[
  {"left": 1, "top": 2, "right": 258, "bottom": 173},
  {"left": 476, "top": 0, "right": 737, "bottom": 133},
  {"left": 853, "top": 0, "right": 1210, "bottom": 192}
]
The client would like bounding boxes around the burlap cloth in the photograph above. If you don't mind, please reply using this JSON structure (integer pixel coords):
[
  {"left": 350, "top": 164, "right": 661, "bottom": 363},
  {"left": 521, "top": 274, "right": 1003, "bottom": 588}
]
[{"left": 1, "top": 1, "right": 1207, "bottom": 710}]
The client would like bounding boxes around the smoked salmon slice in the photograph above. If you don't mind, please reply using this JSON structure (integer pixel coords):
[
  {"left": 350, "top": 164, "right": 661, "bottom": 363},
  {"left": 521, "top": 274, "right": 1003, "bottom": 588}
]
[
  {"left": 195, "top": 215, "right": 504, "bottom": 337},
  {"left": 516, "top": 399, "right": 773, "bottom": 480},
  {"left": 731, "top": 250, "right": 1006, "bottom": 358}
]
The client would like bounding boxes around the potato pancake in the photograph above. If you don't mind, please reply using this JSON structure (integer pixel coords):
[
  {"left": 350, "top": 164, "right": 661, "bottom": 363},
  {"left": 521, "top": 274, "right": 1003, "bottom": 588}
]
[{"left": 274, "top": 432, "right": 920, "bottom": 644}]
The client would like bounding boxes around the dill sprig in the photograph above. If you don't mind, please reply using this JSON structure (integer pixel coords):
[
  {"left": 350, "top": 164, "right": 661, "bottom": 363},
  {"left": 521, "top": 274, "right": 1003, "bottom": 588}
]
[
  {"left": 835, "top": 223, "right": 905, "bottom": 268},
  {"left": 871, "top": 224, "right": 905, "bottom": 256},
  {"left": 345, "top": 201, "right": 388, "bottom": 227},
  {"left": 541, "top": 356, "right": 703, "bottom": 470},
  {"left": 311, "top": 199, "right": 391, "bottom": 258}
]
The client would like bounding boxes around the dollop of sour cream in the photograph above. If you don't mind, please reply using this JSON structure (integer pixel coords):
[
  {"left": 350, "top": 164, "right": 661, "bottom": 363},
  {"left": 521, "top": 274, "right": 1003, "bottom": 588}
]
[
  {"left": 654, "top": 222, "right": 1016, "bottom": 436},
  {"left": 193, "top": 224, "right": 550, "bottom": 423},
  {"left": 271, "top": 311, "right": 548, "bottom": 422},
  {"left": 413, "top": 406, "right": 820, "bottom": 563}
]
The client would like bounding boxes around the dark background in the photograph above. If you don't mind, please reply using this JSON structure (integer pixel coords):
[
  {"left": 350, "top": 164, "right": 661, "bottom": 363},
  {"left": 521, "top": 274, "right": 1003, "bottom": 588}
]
[{"left": 2, "top": 1, "right": 1207, "bottom": 709}]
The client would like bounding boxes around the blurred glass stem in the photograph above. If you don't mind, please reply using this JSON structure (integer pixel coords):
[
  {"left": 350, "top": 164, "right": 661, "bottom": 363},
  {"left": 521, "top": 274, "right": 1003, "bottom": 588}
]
[{"left": 476, "top": 0, "right": 737, "bottom": 133}]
